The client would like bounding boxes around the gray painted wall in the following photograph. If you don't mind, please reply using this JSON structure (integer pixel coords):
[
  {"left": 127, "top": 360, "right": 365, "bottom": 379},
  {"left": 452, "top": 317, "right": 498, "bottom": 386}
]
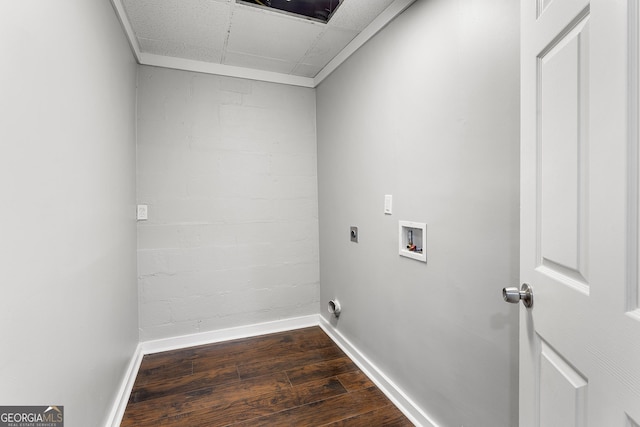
[
  {"left": 136, "top": 67, "right": 319, "bottom": 340},
  {"left": 316, "top": 0, "right": 520, "bottom": 426},
  {"left": 0, "top": 1, "right": 138, "bottom": 426}
]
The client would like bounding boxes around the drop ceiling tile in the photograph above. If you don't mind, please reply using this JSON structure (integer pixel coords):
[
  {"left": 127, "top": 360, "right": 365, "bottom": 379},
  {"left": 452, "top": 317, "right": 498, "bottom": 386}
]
[
  {"left": 302, "top": 26, "right": 358, "bottom": 67},
  {"left": 223, "top": 51, "right": 298, "bottom": 74},
  {"left": 139, "top": 38, "right": 223, "bottom": 63},
  {"left": 123, "top": 0, "right": 231, "bottom": 51},
  {"left": 329, "top": 0, "right": 396, "bottom": 31},
  {"left": 292, "top": 63, "right": 324, "bottom": 78},
  {"left": 227, "top": 5, "right": 325, "bottom": 63}
]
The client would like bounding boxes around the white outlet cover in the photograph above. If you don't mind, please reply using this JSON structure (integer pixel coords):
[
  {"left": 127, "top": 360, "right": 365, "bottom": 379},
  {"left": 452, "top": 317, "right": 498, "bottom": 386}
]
[
  {"left": 384, "top": 195, "right": 392, "bottom": 214},
  {"left": 137, "top": 204, "right": 148, "bottom": 220}
]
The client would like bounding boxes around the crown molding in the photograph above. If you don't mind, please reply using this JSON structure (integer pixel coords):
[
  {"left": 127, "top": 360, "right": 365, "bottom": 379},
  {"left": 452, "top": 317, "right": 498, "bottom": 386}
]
[
  {"left": 313, "top": 0, "right": 416, "bottom": 86},
  {"left": 140, "top": 52, "right": 316, "bottom": 87},
  {"left": 110, "top": 0, "right": 141, "bottom": 63}
]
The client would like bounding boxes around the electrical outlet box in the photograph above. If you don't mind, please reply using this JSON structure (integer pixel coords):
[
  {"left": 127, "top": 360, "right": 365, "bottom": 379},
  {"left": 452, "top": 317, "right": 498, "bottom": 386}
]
[{"left": 350, "top": 226, "right": 358, "bottom": 243}]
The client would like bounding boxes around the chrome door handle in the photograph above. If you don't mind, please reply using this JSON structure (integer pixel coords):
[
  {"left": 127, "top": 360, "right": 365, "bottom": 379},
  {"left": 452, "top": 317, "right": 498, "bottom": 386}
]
[{"left": 502, "top": 283, "right": 533, "bottom": 308}]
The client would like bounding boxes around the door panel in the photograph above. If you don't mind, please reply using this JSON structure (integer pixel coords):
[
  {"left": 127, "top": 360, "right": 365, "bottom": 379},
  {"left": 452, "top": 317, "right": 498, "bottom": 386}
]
[
  {"left": 539, "top": 341, "right": 587, "bottom": 427},
  {"left": 521, "top": 0, "right": 640, "bottom": 425},
  {"left": 538, "top": 13, "right": 589, "bottom": 289}
]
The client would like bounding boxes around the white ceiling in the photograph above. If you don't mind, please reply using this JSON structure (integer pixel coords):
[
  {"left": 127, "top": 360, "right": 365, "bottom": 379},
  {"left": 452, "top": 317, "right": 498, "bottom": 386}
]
[{"left": 112, "top": 0, "right": 415, "bottom": 87}]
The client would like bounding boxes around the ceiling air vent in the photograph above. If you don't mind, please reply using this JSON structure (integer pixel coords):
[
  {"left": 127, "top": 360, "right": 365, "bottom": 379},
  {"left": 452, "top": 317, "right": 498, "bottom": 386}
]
[{"left": 238, "top": 0, "right": 342, "bottom": 23}]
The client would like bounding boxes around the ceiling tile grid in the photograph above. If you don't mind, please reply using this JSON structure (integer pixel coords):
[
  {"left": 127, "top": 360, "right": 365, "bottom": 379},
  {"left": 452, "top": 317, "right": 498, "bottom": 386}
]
[{"left": 117, "top": 0, "right": 407, "bottom": 83}]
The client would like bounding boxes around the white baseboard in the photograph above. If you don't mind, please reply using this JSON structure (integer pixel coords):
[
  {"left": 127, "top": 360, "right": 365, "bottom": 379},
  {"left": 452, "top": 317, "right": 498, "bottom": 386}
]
[
  {"left": 318, "top": 316, "right": 439, "bottom": 427},
  {"left": 106, "top": 314, "right": 437, "bottom": 427},
  {"left": 105, "top": 343, "right": 144, "bottom": 427},
  {"left": 140, "top": 315, "right": 319, "bottom": 355}
]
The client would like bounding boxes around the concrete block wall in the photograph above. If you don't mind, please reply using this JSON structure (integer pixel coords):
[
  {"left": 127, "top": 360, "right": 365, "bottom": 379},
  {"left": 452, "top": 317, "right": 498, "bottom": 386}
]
[{"left": 136, "top": 66, "right": 319, "bottom": 340}]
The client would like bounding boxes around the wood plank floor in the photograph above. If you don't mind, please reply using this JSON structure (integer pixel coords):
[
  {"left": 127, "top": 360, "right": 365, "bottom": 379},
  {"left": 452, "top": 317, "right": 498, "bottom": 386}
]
[{"left": 121, "top": 326, "right": 413, "bottom": 426}]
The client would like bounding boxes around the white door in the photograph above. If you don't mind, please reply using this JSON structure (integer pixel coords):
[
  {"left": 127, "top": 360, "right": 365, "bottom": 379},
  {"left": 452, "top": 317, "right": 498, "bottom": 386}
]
[{"left": 519, "top": 0, "right": 640, "bottom": 425}]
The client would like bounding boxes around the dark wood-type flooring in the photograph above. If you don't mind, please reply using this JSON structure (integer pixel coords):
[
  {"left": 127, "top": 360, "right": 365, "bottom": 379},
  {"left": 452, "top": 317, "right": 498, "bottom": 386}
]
[{"left": 121, "top": 326, "right": 413, "bottom": 426}]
